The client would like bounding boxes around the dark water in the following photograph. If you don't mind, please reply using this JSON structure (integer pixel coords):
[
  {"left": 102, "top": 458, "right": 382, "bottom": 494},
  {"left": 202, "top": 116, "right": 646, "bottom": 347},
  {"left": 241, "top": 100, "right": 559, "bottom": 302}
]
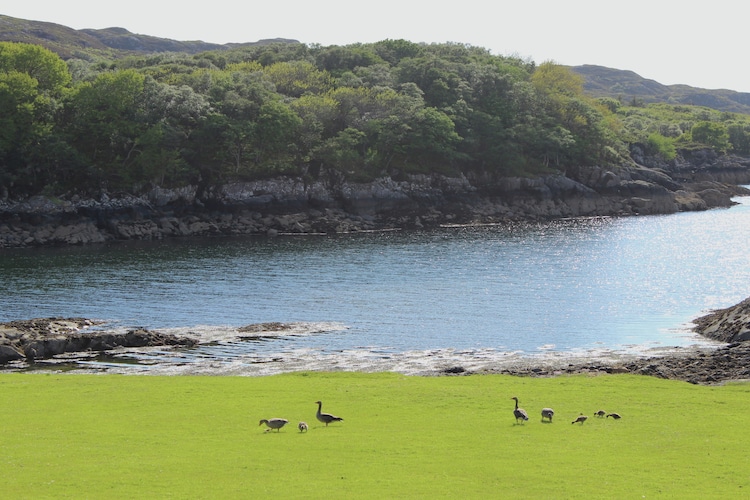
[{"left": 2, "top": 197, "right": 749, "bottom": 374}]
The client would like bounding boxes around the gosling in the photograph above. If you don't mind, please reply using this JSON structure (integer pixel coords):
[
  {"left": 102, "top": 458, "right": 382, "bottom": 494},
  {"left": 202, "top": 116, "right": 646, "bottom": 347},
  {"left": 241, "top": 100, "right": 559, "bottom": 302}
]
[
  {"left": 541, "top": 408, "right": 555, "bottom": 422},
  {"left": 571, "top": 414, "right": 588, "bottom": 425}
]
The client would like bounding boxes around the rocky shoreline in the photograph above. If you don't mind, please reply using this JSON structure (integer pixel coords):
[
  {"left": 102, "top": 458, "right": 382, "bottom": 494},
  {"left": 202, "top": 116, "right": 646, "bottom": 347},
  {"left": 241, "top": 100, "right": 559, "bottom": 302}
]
[
  {"left": 2, "top": 296, "right": 750, "bottom": 384},
  {"left": 0, "top": 318, "right": 196, "bottom": 364},
  {"left": 474, "top": 299, "right": 750, "bottom": 384},
  {"left": 2, "top": 149, "right": 750, "bottom": 248},
  {"left": 477, "top": 342, "right": 750, "bottom": 385}
]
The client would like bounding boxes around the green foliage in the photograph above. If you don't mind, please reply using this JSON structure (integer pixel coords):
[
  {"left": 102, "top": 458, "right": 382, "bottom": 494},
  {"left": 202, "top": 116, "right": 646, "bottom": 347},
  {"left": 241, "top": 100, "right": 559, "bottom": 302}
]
[
  {"left": 597, "top": 96, "right": 621, "bottom": 113},
  {"left": 727, "top": 122, "right": 750, "bottom": 155},
  {"left": 691, "top": 120, "right": 730, "bottom": 152},
  {"left": 63, "top": 70, "right": 149, "bottom": 188},
  {"left": 263, "top": 60, "right": 333, "bottom": 98},
  {"left": 0, "top": 44, "right": 72, "bottom": 193},
  {"left": 315, "top": 44, "right": 384, "bottom": 76},
  {"left": 371, "top": 39, "right": 424, "bottom": 65},
  {"left": 0, "top": 373, "right": 749, "bottom": 498},
  {"left": 3, "top": 38, "right": 750, "bottom": 199},
  {"left": 0, "top": 41, "right": 71, "bottom": 92},
  {"left": 646, "top": 132, "right": 677, "bottom": 160},
  {"left": 614, "top": 101, "right": 750, "bottom": 156}
]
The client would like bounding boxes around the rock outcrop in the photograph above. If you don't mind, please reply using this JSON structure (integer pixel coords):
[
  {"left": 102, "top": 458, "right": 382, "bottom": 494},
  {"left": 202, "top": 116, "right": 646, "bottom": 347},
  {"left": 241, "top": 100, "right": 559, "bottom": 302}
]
[
  {"left": 0, "top": 318, "right": 196, "bottom": 364},
  {"left": 1, "top": 150, "right": 750, "bottom": 248},
  {"left": 692, "top": 298, "right": 750, "bottom": 343}
]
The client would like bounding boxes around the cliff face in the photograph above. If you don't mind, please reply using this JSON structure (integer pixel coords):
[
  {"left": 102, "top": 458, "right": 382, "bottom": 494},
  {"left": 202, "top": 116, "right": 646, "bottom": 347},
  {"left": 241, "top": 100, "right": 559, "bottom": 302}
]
[{"left": 2, "top": 151, "right": 750, "bottom": 248}]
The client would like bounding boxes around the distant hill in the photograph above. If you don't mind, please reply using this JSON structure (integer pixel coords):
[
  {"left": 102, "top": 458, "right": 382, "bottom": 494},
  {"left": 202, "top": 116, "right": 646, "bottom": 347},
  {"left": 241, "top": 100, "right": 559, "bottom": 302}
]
[
  {"left": 0, "top": 14, "right": 298, "bottom": 59},
  {"left": 571, "top": 65, "right": 750, "bottom": 114},
  {"left": 2, "top": 14, "right": 749, "bottom": 115}
]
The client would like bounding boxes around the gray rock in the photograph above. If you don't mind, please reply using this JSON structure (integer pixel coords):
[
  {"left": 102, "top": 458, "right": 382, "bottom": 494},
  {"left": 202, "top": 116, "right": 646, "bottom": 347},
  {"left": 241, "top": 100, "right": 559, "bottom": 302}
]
[{"left": 0, "top": 318, "right": 197, "bottom": 365}]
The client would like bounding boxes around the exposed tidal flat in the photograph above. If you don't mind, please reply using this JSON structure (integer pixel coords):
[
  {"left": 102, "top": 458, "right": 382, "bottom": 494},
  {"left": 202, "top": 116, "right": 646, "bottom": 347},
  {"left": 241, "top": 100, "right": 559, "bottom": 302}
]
[{"left": 2, "top": 194, "right": 750, "bottom": 378}]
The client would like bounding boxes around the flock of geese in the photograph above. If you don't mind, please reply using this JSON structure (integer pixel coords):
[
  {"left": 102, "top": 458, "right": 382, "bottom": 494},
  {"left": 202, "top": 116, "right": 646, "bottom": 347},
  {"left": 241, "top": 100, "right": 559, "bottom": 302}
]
[
  {"left": 259, "top": 400, "right": 343, "bottom": 432},
  {"left": 512, "top": 397, "right": 621, "bottom": 424},
  {"left": 260, "top": 397, "right": 621, "bottom": 433}
]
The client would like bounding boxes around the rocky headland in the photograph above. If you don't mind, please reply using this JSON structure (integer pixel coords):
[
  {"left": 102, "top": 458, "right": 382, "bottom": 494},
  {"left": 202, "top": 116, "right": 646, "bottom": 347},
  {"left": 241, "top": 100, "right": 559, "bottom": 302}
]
[{"left": 1, "top": 148, "right": 750, "bottom": 248}]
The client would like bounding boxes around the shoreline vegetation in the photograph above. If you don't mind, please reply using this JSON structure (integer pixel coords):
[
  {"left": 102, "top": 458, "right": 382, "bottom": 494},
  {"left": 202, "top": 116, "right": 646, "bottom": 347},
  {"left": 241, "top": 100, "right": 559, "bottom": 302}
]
[
  {"left": 3, "top": 36, "right": 750, "bottom": 248},
  {"left": 2, "top": 298, "right": 750, "bottom": 383}
]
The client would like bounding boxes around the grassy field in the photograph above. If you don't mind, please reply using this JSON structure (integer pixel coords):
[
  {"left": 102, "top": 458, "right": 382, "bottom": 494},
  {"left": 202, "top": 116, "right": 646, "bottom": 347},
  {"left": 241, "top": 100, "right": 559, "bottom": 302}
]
[{"left": 0, "top": 372, "right": 748, "bottom": 498}]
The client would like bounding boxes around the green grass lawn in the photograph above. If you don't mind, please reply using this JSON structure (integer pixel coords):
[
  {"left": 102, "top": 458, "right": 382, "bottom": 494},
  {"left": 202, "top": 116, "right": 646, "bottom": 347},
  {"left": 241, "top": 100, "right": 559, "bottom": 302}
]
[{"left": 1, "top": 372, "right": 748, "bottom": 498}]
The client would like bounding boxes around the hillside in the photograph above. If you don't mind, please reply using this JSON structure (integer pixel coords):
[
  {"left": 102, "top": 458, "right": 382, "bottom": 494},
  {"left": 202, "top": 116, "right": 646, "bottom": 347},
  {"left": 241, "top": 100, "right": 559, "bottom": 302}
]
[
  {"left": 0, "top": 14, "right": 297, "bottom": 59},
  {"left": 571, "top": 64, "right": 750, "bottom": 114},
  {"left": 2, "top": 14, "right": 749, "bottom": 114}
]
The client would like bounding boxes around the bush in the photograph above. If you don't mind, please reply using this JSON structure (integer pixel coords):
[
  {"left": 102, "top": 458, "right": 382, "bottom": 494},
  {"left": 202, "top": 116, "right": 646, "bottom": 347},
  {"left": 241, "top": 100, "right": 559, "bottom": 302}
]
[{"left": 646, "top": 132, "right": 677, "bottom": 160}]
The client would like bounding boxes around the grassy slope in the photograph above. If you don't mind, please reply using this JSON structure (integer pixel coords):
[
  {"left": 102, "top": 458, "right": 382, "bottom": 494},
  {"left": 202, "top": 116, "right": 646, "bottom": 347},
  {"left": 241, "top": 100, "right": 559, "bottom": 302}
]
[{"left": 0, "top": 372, "right": 748, "bottom": 498}]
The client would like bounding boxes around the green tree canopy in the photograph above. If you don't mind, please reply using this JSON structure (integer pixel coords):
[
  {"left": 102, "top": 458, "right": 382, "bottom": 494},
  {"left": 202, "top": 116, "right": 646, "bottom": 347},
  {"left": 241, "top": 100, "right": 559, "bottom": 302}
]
[
  {"left": 0, "top": 42, "right": 71, "bottom": 93},
  {"left": 691, "top": 121, "right": 730, "bottom": 151}
]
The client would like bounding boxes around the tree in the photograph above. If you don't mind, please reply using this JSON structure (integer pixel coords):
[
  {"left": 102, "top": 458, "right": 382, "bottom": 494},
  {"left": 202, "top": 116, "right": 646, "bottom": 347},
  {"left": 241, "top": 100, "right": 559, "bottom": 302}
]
[
  {"left": 263, "top": 61, "right": 333, "bottom": 98},
  {"left": 395, "top": 55, "right": 462, "bottom": 109},
  {"left": 250, "top": 100, "right": 302, "bottom": 174},
  {"left": 400, "top": 107, "right": 462, "bottom": 172},
  {"left": 0, "top": 71, "right": 45, "bottom": 194},
  {"left": 646, "top": 132, "right": 677, "bottom": 161},
  {"left": 531, "top": 61, "right": 584, "bottom": 97},
  {"left": 371, "top": 39, "right": 424, "bottom": 65},
  {"left": 63, "top": 70, "right": 149, "bottom": 188},
  {"left": 691, "top": 121, "right": 730, "bottom": 152},
  {"left": 727, "top": 123, "right": 750, "bottom": 155},
  {"left": 314, "top": 44, "right": 383, "bottom": 76},
  {"left": 0, "top": 43, "right": 73, "bottom": 196},
  {"left": 134, "top": 79, "right": 212, "bottom": 186},
  {"left": 314, "top": 127, "right": 368, "bottom": 179},
  {"left": 290, "top": 93, "right": 339, "bottom": 167},
  {"left": 0, "top": 42, "right": 71, "bottom": 93}
]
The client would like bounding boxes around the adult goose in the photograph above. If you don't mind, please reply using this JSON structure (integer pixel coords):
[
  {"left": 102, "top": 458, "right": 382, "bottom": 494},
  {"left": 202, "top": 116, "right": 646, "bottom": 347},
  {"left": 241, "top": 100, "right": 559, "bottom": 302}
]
[
  {"left": 511, "top": 397, "right": 529, "bottom": 423},
  {"left": 259, "top": 418, "right": 289, "bottom": 432},
  {"left": 315, "top": 400, "right": 344, "bottom": 426}
]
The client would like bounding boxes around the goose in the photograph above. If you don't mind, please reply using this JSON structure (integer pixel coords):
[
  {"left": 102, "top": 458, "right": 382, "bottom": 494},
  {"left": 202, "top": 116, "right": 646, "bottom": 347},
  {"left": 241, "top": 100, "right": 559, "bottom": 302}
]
[
  {"left": 594, "top": 410, "right": 606, "bottom": 417},
  {"left": 298, "top": 421, "right": 308, "bottom": 432},
  {"left": 541, "top": 407, "right": 554, "bottom": 422},
  {"left": 511, "top": 397, "right": 529, "bottom": 423},
  {"left": 259, "top": 418, "right": 289, "bottom": 432},
  {"left": 315, "top": 401, "right": 344, "bottom": 426},
  {"left": 571, "top": 414, "right": 588, "bottom": 425},
  {"left": 606, "top": 413, "right": 622, "bottom": 419}
]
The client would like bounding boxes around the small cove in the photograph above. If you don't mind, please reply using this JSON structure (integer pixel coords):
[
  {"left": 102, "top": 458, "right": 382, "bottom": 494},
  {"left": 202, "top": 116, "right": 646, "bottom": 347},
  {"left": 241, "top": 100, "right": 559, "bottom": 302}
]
[{"left": 2, "top": 196, "right": 750, "bottom": 375}]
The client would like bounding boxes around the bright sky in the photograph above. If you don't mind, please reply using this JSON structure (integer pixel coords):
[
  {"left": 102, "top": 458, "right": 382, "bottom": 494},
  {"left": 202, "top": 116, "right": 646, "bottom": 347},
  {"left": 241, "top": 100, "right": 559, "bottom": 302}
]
[{"left": 5, "top": 1, "right": 749, "bottom": 92}]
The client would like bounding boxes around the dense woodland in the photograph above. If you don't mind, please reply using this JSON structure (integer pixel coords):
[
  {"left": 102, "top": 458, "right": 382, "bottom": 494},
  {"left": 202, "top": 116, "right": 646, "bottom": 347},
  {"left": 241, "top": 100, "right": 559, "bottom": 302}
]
[{"left": 3, "top": 39, "right": 750, "bottom": 200}]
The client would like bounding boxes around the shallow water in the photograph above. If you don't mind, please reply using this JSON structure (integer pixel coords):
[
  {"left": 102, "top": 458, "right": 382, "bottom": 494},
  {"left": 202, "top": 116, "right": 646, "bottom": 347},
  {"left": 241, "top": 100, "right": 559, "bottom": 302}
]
[{"left": 2, "top": 196, "right": 750, "bottom": 375}]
